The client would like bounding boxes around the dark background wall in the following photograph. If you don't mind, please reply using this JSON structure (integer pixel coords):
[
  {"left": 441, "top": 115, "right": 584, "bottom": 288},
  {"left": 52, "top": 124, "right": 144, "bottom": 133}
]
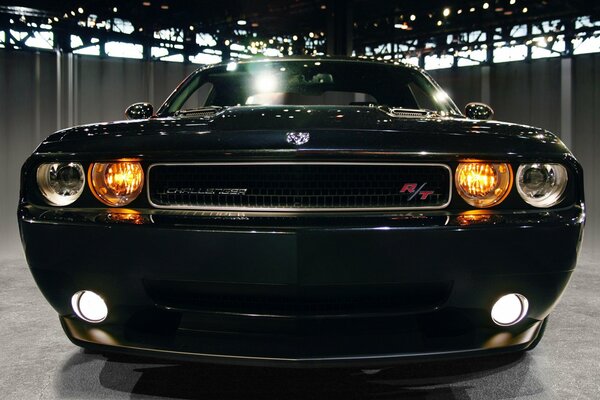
[{"left": 1, "top": 51, "right": 598, "bottom": 259}]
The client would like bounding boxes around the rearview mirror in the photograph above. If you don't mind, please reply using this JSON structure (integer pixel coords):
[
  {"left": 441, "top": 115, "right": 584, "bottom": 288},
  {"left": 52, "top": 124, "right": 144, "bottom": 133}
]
[
  {"left": 125, "top": 103, "right": 154, "bottom": 120},
  {"left": 465, "top": 102, "right": 494, "bottom": 120}
]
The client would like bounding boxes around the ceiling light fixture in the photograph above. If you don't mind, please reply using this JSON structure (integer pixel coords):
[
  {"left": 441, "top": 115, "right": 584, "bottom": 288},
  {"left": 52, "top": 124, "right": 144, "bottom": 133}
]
[{"left": 394, "top": 22, "right": 411, "bottom": 30}]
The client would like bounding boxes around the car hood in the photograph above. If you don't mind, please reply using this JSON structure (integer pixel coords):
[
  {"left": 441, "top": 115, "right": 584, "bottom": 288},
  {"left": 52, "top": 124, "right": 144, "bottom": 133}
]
[{"left": 38, "top": 105, "right": 570, "bottom": 160}]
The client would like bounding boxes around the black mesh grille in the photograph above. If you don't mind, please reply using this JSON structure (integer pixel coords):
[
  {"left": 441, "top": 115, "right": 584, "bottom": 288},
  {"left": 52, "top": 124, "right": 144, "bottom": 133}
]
[{"left": 148, "top": 163, "right": 451, "bottom": 210}]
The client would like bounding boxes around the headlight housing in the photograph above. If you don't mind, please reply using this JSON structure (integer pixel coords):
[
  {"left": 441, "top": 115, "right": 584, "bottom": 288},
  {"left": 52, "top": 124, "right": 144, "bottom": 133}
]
[
  {"left": 36, "top": 162, "right": 85, "bottom": 206},
  {"left": 516, "top": 163, "right": 568, "bottom": 208},
  {"left": 455, "top": 162, "right": 512, "bottom": 208},
  {"left": 89, "top": 162, "right": 144, "bottom": 206}
]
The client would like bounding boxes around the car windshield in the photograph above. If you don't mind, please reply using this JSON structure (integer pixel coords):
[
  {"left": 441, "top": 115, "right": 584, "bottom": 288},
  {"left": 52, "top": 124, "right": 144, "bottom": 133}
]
[{"left": 159, "top": 60, "right": 460, "bottom": 116}]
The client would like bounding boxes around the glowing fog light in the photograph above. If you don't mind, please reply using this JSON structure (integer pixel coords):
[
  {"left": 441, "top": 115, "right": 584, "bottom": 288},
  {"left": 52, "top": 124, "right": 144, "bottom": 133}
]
[
  {"left": 491, "top": 293, "right": 528, "bottom": 326},
  {"left": 71, "top": 291, "right": 108, "bottom": 323}
]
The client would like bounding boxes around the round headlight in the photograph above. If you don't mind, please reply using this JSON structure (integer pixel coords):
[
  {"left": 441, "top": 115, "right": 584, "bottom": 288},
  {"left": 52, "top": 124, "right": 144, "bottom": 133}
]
[
  {"left": 36, "top": 162, "right": 85, "bottom": 206},
  {"left": 455, "top": 162, "right": 512, "bottom": 208},
  {"left": 89, "top": 162, "right": 144, "bottom": 206},
  {"left": 516, "top": 163, "right": 568, "bottom": 208}
]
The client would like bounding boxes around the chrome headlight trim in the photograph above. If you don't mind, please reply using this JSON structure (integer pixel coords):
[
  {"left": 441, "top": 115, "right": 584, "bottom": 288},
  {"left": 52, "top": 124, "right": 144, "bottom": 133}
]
[
  {"left": 516, "top": 163, "right": 568, "bottom": 208},
  {"left": 36, "top": 162, "right": 86, "bottom": 206}
]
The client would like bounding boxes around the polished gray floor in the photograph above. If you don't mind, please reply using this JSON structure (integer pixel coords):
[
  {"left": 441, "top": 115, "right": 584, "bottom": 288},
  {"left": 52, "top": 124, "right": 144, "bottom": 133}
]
[{"left": 1, "top": 244, "right": 598, "bottom": 400}]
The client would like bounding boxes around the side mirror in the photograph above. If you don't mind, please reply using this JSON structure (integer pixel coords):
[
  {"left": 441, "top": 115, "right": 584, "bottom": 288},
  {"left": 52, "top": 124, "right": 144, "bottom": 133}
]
[
  {"left": 465, "top": 102, "right": 494, "bottom": 120},
  {"left": 125, "top": 103, "right": 154, "bottom": 120}
]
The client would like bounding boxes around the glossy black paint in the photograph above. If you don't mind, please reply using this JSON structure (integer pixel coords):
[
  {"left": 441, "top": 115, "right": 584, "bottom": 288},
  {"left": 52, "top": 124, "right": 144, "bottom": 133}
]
[
  {"left": 40, "top": 105, "right": 565, "bottom": 158},
  {"left": 18, "top": 59, "right": 585, "bottom": 367}
]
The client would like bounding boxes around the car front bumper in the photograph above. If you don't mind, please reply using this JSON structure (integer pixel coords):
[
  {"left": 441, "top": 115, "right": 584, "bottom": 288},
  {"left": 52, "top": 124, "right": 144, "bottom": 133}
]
[{"left": 19, "top": 205, "right": 584, "bottom": 367}]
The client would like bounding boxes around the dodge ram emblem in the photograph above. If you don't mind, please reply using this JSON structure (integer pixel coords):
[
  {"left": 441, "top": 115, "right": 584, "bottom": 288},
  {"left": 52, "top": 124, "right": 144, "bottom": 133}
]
[{"left": 286, "top": 131, "right": 310, "bottom": 145}]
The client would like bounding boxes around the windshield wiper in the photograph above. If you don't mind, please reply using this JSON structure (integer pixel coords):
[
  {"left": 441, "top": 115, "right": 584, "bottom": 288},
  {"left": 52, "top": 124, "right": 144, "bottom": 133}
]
[
  {"left": 379, "top": 105, "right": 442, "bottom": 117},
  {"left": 175, "top": 105, "right": 227, "bottom": 118}
]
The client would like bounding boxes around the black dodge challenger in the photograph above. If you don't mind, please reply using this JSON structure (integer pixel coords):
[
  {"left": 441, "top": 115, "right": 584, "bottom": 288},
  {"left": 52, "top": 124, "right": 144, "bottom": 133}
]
[{"left": 19, "top": 58, "right": 585, "bottom": 367}]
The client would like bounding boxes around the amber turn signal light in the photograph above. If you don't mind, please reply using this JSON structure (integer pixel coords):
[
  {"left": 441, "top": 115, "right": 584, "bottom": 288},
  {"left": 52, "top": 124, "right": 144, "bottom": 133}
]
[
  {"left": 455, "top": 162, "right": 512, "bottom": 208},
  {"left": 89, "top": 162, "right": 144, "bottom": 206}
]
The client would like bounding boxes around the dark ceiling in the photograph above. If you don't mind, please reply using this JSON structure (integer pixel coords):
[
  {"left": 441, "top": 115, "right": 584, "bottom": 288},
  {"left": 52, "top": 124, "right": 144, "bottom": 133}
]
[{"left": 1, "top": 0, "right": 598, "bottom": 47}]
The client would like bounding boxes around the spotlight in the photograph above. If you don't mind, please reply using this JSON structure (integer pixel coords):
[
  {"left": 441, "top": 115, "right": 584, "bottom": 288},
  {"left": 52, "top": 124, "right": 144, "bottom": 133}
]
[{"left": 254, "top": 72, "right": 279, "bottom": 93}]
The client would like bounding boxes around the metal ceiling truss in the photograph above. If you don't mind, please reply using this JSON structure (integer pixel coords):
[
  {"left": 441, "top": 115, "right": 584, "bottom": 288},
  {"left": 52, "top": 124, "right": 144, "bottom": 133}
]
[
  {"left": 0, "top": 3, "right": 598, "bottom": 66},
  {"left": 360, "top": 15, "right": 599, "bottom": 67},
  {"left": 0, "top": 9, "right": 228, "bottom": 62}
]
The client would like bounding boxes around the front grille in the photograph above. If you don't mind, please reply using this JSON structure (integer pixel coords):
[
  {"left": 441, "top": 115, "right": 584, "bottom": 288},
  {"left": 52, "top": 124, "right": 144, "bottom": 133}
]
[{"left": 148, "top": 163, "right": 451, "bottom": 211}]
